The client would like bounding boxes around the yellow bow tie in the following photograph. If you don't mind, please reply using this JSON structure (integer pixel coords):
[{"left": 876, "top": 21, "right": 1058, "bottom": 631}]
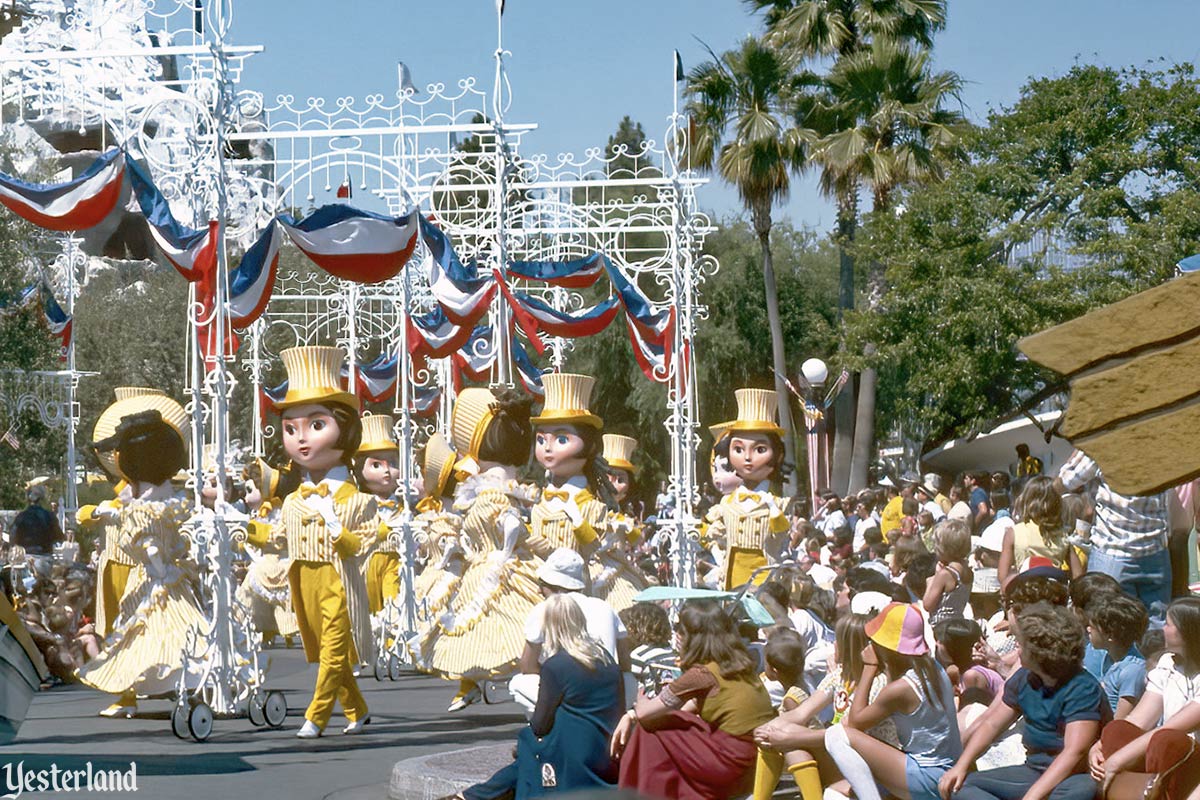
[
  {"left": 735, "top": 490, "right": 763, "bottom": 504},
  {"left": 299, "top": 483, "right": 330, "bottom": 500},
  {"left": 544, "top": 489, "right": 571, "bottom": 502},
  {"left": 415, "top": 496, "right": 441, "bottom": 513},
  {"left": 379, "top": 499, "right": 398, "bottom": 510}
]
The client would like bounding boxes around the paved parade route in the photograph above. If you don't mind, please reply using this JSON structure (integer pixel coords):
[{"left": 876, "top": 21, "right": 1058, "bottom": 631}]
[{"left": 2, "top": 647, "right": 525, "bottom": 800}]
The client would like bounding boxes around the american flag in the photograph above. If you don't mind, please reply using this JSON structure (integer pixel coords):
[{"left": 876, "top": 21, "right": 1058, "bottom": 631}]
[{"left": 2, "top": 426, "right": 20, "bottom": 450}]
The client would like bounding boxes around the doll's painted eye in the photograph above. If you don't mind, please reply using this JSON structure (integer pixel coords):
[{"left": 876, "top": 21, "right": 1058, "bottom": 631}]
[
  {"left": 312, "top": 419, "right": 326, "bottom": 431},
  {"left": 556, "top": 435, "right": 570, "bottom": 446},
  {"left": 755, "top": 445, "right": 769, "bottom": 455},
  {"left": 284, "top": 424, "right": 295, "bottom": 436},
  {"left": 536, "top": 434, "right": 546, "bottom": 445}
]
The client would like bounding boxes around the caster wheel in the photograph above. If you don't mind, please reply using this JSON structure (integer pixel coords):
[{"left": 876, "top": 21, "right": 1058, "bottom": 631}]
[
  {"left": 188, "top": 701, "right": 214, "bottom": 742},
  {"left": 263, "top": 690, "right": 288, "bottom": 728},
  {"left": 388, "top": 653, "right": 402, "bottom": 681},
  {"left": 373, "top": 657, "right": 386, "bottom": 682},
  {"left": 171, "top": 702, "right": 190, "bottom": 739},
  {"left": 247, "top": 692, "right": 266, "bottom": 727}
]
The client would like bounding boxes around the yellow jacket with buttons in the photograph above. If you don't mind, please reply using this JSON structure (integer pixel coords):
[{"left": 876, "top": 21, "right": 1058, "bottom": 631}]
[{"left": 279, "top": 482, "right": 375, "bottom": 563}]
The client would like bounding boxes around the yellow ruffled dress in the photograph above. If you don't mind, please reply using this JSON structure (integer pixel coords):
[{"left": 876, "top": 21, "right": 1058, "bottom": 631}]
[
  {"left": 591, "top": 511, "right": 649, "bottom": 611},
  {"left": 412, "top": 500, "right": 465, "bottom": 624},
  {"left": 236, "top": 506, "right": 299, "bottom": 641},
  {"left": 410, "top": 472, "right": 540, "bottom": 681},
  {"left": 76, "top": 498, "right": 207, "bottom": 696}
]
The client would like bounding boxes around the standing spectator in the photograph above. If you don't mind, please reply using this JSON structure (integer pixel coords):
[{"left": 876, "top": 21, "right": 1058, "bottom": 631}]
[
  {"left": 916, "top": 481, "right": 948, "bottom": 522},
  {"left": 925, "top": 473, "right": 953, "bottom": 516},
  {"left": 11, "top": 485, "right": 63, "bottom": 557},
  {"left": 816, "top": 492, "right": 847, "bottom": 538},
  {"left": 1015, "top": 444, "right": 1044, "bottom": 479},
  {"left": 1055, "top": 449, "right": 1173, "bottom": 617},
  {"left": 963, "top": 472, "right": 993, "bottom": 533},
  {"left": 947, "top": 485, "right": 973, "bottom": 524}
]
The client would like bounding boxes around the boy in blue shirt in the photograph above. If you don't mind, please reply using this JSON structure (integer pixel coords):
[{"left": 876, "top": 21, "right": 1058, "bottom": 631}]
[
  {"left": 1082, "top": 592, "right": 1148, "bottom": 720},
  {"left": 938, "top": 602, "right": 1108, "bottom": 800}
]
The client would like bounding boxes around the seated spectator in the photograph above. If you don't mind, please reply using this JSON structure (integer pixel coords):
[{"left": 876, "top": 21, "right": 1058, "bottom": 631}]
[
  {"left": 619, "top": 602, "right": 676, "bottom": 695},
  {"left": 510, "top": 549, "right": 630, "bottom": 716},
  {"left": 924, "top": 519, "right": 974, "bottom": 625},
  {"left": 825, "top": 602, "right": 961, "bottom": 800},
  {"left": 1000, "top": 477, "right": 1081, "bottom": 587},
  {"left": 764, "top": 627, "right": 808, "bottom": 710},
  {"left": 611, "top": 598, "right": 775, "bottom": 800},
  {"left": 1089, "top": 597, "right": 1200, "bottom": 800},
  {"left": 462, "top": 593, "right": 625, "bottom": 800},
  {"left": 935, "top": 618, "right": 1004, "bottom": 735},
  {"left": 1083, "top": 591, "right": 1148, "bottom": 719},
  {"left": 939, "top": 602, "right": 1106, "bottom": 800}
]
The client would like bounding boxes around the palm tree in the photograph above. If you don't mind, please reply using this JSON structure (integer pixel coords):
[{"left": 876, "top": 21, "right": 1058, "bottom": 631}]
[
  {"left": 810, "top": 38, "right": 966, "bottom": 490},
  {"left": 751, "top": 0, "right": 948, "bottom": 494},
  {"left": 686, "top": 35, "right": 810, "bottom": 495}
]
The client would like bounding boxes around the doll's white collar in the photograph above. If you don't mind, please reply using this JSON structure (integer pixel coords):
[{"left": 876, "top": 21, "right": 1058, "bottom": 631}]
[{"left": 303, "top": 464, "right": 350, "bottom": 491}]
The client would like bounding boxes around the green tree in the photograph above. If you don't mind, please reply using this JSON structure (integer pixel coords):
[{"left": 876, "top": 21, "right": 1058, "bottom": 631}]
[
  {"left": 846, "top": 62, "right": 1200, "bottom": 455},
  {"left": 686, "top": 35, "right": 810, "bottom": 493}
]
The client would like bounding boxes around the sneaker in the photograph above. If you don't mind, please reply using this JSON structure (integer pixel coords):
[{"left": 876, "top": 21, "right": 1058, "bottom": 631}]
[
  {"left": 99, "top": 703, "right": 136, "bottom": 718},
  {"left": 447, "top": 686, "right": 481, "bottom": 712},
  {"left": 342, "top": 714, "right": 371, "bottom": 735},
  {"left": 296, "top": 720, "right": 322, "bottom": 739}
]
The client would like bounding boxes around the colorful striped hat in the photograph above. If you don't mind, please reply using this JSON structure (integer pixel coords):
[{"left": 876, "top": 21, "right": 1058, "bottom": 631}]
[{"left": 865, "top": 602, "right": 929, "bottom": 656}]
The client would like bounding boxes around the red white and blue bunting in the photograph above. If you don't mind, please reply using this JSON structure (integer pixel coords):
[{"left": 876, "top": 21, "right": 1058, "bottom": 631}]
[{"left": 0, "top": 148, "right": 125, "bottom": 232}]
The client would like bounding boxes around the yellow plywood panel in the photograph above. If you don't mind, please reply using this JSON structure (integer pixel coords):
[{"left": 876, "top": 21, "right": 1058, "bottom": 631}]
[
  {"left": 1019, "top": 270, "right": 1200, "bottom": 376},
  {"left": 1074, "top": 399, "right": 1200, "bottom": 495},
  {"left": 1061, "top": 334, "right": 1200, "bottom": 438}
]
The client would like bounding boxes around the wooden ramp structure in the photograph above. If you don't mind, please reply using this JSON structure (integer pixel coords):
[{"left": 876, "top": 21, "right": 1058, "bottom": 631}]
[{"left": 1019, "top": 270, "right": 1200, "bottom": 495}]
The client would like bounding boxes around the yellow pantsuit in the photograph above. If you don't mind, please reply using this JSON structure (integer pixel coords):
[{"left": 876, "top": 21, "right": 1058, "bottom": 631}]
[
  {"left": 292, "top": 561, "right": 367, "bottom": 728},
  {"left": 366, "top": 550, "right": 401, "bottom": 615},
  {"left": 706, "top": 483, "right": 790, "bottom": 589},
  {"left": 281, "top": 476, "right": 376, "bottom": 730}
]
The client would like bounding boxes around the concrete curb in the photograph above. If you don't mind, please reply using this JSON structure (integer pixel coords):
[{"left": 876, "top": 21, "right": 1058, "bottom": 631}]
[{"left": 389, "top": 743, "right": 511, "bottom": 800}]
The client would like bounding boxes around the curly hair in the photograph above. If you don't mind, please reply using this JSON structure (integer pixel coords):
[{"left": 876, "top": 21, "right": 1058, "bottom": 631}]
[
  {"left": 930, "top": 518, "right": 971, "bottom": 563},
  {"left": 1086, "top": 592, "right": 1149, "bottom": 650},
  {"left": 1016, "top": 602, "right": 1086, "bottom": 683},
  {"left": 619, "top": 602, "right": 672, "bottom": 650}
]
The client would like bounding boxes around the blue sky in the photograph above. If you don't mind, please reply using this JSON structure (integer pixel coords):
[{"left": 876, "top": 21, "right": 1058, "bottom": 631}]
[{"left": 231, "top": 1, "right": 1200, "bottom": 235}]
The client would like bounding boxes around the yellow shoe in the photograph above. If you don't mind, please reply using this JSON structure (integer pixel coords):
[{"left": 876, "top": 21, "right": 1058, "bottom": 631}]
[{"left": 99, "top": 702, "right": 136, "bottom": 718}]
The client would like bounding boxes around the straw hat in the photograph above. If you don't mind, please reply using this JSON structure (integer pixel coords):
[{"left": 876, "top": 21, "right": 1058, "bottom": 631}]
[
  {"left": 357, "top": 414, "right": 397, "bottom": 456},
  {"left": 708, "top": 421, "right": 733, "bottom": 443},
  {"left": 865, "top": 602, "right": 929, "bottom": 656},
  {"left": 718, "top": 388, "right": 785, "bottom": 437},
  {"left": 602, "top": 434, "right": 638, "bottom": 473},
  {"left": 530, "top": 373, "right": 602, "bottom": 429},
  {"left": 422, "top": 432, "right": 457, "bottom": 499},
  {"left": 277, "top": 346, "right": 358, "bottom": 411},
  {"left": 114, "top": 386, "right": 166, "bottom": 402},
  {"left": 451, "top": 387, "right": 501, "bottom": 463},
  {"left": 252, "top": 457, "right": 286, "bottom": 501},
  {"left": 92, "top": 393, "right": 189, "bottom": 463},
  {"left": 93, "top": 388, "right": 171, "bottom": 475}
]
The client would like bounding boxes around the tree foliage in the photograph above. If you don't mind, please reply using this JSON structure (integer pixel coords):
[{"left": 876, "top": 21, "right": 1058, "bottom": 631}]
[{"left": 846, "top": 63, "right": 1200, "bottom": 452}]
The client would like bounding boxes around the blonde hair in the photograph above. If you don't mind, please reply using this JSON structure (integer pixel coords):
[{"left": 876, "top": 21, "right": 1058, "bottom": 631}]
[
  {"left": 542, "top": 593, "right": 612, "bottom": 670},
  {"left": 930, "top": 518, "right": 971, "bottom": 562}
]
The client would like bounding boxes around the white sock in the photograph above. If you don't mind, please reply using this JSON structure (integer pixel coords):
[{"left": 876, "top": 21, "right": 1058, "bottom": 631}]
[{"left": 824, "top": 724, "right": 882, "bottom": 800}]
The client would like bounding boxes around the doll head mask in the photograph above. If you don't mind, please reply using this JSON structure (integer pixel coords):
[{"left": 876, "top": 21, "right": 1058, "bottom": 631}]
[{"left": 535, "top": 425, "right": 589, "bottom": 481}]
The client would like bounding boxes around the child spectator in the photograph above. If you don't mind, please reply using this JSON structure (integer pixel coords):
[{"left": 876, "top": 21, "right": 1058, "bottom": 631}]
[
  {"left": 904, "top": 552, "right": 939, "bottom": 606},
  {"left": 619, "top": 602, "right": 676, "bottom": 695},
  {"left": 891, "top": 535, "right": 927, "bottom": 580},
  {"left": 1089, "top": 596, "right": 1200, "bottom": 800},
  {"left": 1139, "top": 628, "right": 1166, "bottom": 667},
  {"left": 764, "top": 627, "right": 808, "bottom": 711},
  {"left": 826, "top": 602, "right": 961, "bottom": 800},
  {"left": 971, "top": 522, "right": 1005, "bottom": 620},
  {"left": 1000, "top": 476, "right": 1081, "bottom": 586},
  {"left": 1068, "top": 571, "right": 1121, "bottom": 617},
  {"left": 934, "top": 618, "right": 1004, "bottom": 707},
  {"left": 940, "top": 602, "right": 1105, "bottom": 800},
  {"left": 924, "top": 518, "right": 974, "bottom": 625},
  {"left": 1083, "top": 592, "right": 1148, "bottom": 720}
]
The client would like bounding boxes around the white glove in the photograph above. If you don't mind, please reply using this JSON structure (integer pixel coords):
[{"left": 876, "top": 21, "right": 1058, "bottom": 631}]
[
  {"left": 547, "top": 496, "right": 584, "bottom": 528},
  {"left": 306, "top": 494, "right": 344, "bottom": 536},
  {"left": 94, "top": 504, "right": 120, "bottom": 521},
  {"left": 144, "top": 543, "right": 167, "bottom": 580}
]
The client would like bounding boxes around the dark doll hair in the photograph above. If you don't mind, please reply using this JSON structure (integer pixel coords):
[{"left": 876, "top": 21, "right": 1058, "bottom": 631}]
[
  {"left": 605, "top": 463, "right": 637, "bottom": 512},
  {"left": 1016, "top": 601, "right": 1086, "bottom": 683},
  {"left": 353, "top": 449, "right": 397, "bottom": 488},
  {"left": 103, "top": 411, "right": 187, "bottom": 486},
  {"left": 934, "top": 618, "right": 983, "bottom": 670},
  {"left": 1166, "top": 597, "right": 1200, "bottom": 672},
  {"left": 478, "top": 389, "right": 534, "bottom": 466},
  {"left": 877, "top": 646, "right": 950, "bottom": 709},
  {"left": 577, "top": 425, "right": 620, "bottom": 511}
]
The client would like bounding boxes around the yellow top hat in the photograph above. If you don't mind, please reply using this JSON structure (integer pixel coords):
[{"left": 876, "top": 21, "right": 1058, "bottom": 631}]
[
  {"left": 277, "top": 346, "right": 359, "bottom": 412},
  {"left": 530, "top": 373, "right": 602, "bottom": 429},
  {"left": 422, "top": 432, "right": 457, "bottom": 499},
  {"left": 602, "top": 434, "right": 638, "bottom": 473},
  {"left": 721, "top": 388, "right": 785, "bottom": 437},
  {"left": 451, "top": 387, "right": 500, "bottom": 463},
  {"left": 92, "top": 393, "right": 189, "bottom": 475},
  {"left": 358, "top": 414, "right": 397, "bottom": 456},
  {"left": 114, "top": 386, "right": 166, "bottom": 402}
]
